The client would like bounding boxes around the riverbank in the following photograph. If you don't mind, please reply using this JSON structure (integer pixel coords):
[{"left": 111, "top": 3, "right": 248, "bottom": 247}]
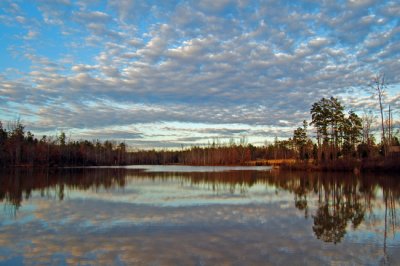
[{"left": 278, "top": 156, "right": 400, "bottom": 173}]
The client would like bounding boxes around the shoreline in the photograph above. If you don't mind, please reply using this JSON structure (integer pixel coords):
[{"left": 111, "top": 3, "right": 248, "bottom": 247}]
[
  {"left": 1, "top": 157, "right": 399, "bottom": 173},
  {"left": 278, "top": 157, "right": 400, "bottom": 173}
]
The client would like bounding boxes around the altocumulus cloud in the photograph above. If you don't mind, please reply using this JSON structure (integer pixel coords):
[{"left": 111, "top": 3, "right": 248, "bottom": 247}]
[{"left": 0, "top": 0, "right": 399, "bottom": 148}]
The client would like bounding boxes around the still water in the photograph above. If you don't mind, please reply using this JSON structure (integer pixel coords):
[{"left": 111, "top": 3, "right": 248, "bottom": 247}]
[{"left": 0, "top": 166, "right": 399, "bottom": 265}]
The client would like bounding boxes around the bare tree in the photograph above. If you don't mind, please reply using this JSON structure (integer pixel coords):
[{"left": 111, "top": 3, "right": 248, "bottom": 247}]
[
  {"left": 362, "top": 110, "right": 375, "bottom": 146},
  {"left": 385, "top": 106, "right": 393, "bottom": 146},
  {"left": 370, "top": 73, "right": 387, "bottom": 155}
]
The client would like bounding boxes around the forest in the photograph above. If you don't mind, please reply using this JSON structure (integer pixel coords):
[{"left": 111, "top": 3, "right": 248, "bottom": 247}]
[{"left": 0, "top": 96, "right": 398, "bottom": 170}]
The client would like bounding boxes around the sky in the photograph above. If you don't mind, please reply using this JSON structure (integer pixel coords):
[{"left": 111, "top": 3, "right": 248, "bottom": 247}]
[{"left": 0, "top": 0, "right": 399, "bottom": 149}]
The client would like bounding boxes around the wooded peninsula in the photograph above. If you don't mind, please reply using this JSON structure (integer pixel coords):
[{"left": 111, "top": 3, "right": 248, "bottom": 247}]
[{"left": 1, "top": 95, "right": 398, "bottom": 172}]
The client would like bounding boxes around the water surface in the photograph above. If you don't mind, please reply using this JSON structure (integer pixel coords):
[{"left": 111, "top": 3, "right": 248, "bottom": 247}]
[{"left": 0, "top": 166, "right": 399, "bottom": 265}]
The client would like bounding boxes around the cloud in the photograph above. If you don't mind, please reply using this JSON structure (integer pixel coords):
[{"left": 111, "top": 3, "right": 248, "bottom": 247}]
[
  {"left": 0, "top": 0, "right": 399, "bottom": 148},
  {"left": 73, "top": 10, "right": 111, "bottom": 24},
  {"left": 1, "top": 170, "right": 399, "bottom": 265},
  {"left": 71, "top": 64, "right": 96, "bottom": 72},
  {"left": 23, "top": 30, "right": 39, "bottom": 40},
  {"left": 37, "top": 0, "right": 73, "bottom": 25}
]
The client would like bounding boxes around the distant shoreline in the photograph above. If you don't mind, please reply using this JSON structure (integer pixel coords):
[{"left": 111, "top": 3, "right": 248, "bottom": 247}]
[{"left": 1, "top": 156, "right": 399, "bottom": 173}]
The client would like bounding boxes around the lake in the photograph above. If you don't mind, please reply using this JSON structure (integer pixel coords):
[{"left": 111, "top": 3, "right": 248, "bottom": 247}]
[{"left": 0, "top": 166, "right": 399, "bottom": 265}]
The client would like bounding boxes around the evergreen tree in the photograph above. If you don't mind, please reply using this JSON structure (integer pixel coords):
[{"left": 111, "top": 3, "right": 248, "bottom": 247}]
[{"left": 293, "top": 120, "right": 308, "bottom": 160}]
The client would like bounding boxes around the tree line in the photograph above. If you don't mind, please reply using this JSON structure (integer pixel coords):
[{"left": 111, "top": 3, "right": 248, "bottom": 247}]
[
  {"left": 0, "top": 96, "right": 398, "bottom": 168},
  {"left": 0, "top": 120, "right": 128, "bottom": 167}
]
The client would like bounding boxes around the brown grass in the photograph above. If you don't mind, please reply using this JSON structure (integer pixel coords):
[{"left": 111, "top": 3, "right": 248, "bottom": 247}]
[{"left": 246, "top": 159, "right": 297, "bottom": 166}]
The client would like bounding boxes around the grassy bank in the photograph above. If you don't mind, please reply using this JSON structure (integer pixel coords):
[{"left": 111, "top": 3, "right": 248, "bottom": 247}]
[{"left": 245, "top": 159, "right": 297, "bottom": 166}]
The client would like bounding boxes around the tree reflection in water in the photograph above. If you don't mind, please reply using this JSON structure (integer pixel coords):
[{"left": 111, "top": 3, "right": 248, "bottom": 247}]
[
  {"left": 311, "top": 175, "right": 366, "bottom": 244},
  {"left": 0, "top": 168, "right": 399, "bottom": 246},
  {"left": 0, "top": 168, "right": 128, "bottom": 216}
]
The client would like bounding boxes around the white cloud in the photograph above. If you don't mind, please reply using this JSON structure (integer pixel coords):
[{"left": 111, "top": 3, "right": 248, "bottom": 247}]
[
  {"left": 73, "top": 10, "right": 111, "bottom": 23},
  {"left": 23, "top": 30, "right": 39, "bottom": 40},
  {"left": 15, "top": 15, "right": 26, "bottom": 24},
  {"left": 0, "top": 0, "right": 399, "bottom": 148},
  {"left": 71, "top": 64, "right": 96, "bottom": 72}
]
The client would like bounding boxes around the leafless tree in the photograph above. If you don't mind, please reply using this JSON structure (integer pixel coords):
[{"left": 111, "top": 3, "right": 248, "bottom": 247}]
[
  {"left": 385, "top": 106, "right": 394, "bottom": 146},
  {"left": 362, "top": 110, "right": 375, "bottom": 146},
  {"left": 369, "top": 73, "right": 387, "bottom": 154}
]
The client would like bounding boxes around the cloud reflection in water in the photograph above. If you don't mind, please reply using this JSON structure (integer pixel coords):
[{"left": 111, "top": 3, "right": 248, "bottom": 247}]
[{"left": 0, "top": 167, "right": 399, "bottom": 265}]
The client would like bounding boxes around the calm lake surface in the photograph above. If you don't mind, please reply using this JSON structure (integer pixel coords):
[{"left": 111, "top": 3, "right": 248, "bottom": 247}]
[{"left": 0, "top": 166, "right": 399, "bottom": 265}]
